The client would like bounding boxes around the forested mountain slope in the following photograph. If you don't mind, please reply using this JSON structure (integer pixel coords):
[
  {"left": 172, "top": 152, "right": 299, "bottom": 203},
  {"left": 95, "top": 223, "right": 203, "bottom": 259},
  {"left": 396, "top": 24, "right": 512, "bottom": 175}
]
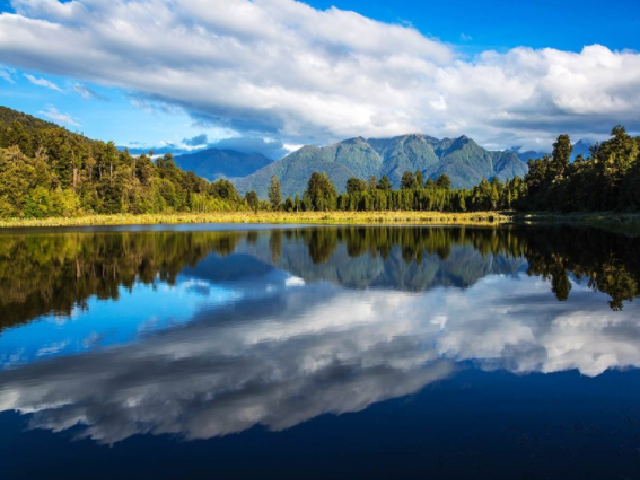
[
  {"left": 237, "top": 134, "right": 527, "bottom": 198},
  {"left": 0, "top": 106, "right": 244, "bottom": 217}
]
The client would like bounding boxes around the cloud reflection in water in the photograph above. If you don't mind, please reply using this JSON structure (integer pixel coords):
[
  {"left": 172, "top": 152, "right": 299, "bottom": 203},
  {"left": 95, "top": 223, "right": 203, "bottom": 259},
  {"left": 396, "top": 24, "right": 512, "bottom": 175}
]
[{"left": 1, "top": 270, "right": 639, "bottom": 444}]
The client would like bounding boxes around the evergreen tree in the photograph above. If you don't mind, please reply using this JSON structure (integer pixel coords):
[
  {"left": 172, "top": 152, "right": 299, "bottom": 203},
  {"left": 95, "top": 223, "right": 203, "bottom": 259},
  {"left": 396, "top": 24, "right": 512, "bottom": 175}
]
[
  {"left": 412, "top": 170, "right": 423, "bottom": 189},
  {"left": 304, "top": 172, "right": 337, "bottom": 212},
  {"left": 268, "top": 175, "right": 282, "bottom": 209},
  {"left": 347, "top": 177, "right": 367, "bottom": 194},
  {"left": 551, "top": 134, "right": 572, "bottom": 179},
  {"left": 284, "top": 196, "right": 294, "bottom": 212},
  {"left": 436, "top": 173, "right": 451, "bottom": 190},
  {"left": 377, "top": 174, "right": 392, "bottom": 190},
  {"left": 401, "top": 171, "right": 414, "bottom": 189},
  {"left": 245, "top": 191, "right": 259, "bottom": 213}
]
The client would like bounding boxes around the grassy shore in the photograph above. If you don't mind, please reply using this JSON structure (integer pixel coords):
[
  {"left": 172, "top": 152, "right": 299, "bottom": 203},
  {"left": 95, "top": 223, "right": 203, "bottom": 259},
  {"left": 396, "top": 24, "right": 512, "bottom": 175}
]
[
  {"left": 0, "top": 211, "right": 512, "bottom": 228},
  {"left": 1, "top": 211, "right": 639, "bottom": 234}
]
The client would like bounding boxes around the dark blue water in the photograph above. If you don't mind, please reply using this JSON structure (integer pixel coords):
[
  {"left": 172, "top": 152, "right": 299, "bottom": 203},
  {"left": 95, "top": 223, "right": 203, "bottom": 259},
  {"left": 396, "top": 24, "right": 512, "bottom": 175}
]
[{"left": 1, "top": 225, "right": 639, "bottom": 479}]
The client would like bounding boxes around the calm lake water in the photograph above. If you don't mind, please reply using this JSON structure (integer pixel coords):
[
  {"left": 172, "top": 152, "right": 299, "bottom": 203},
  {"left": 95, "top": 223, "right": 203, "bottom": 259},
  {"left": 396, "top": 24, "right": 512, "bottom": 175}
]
[{"left": 1, "top": 224, "right": 640, "bottom": 479}]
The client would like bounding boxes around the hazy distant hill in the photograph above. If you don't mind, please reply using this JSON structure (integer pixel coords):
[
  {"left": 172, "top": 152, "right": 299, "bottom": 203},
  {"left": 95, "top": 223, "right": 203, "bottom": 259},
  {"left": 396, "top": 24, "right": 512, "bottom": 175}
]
[
  {"left": 237, "top": 134, "right": 528, "bottom": 198},
  {"left": 570, "top": 139, "right": 594, "bottom": 160},
  {"left": 516, "top": 139, "right": 594, "bottom": 163},
  {"left": 174, "top": 148, "right": 273, "bottom": 181}
]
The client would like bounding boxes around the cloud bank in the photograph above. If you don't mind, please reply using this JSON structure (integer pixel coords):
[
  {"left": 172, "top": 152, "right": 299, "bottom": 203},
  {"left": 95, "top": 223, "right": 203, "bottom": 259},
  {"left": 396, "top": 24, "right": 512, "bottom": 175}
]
[
  {"left": 182, "top": 133, "right": 208, "bottom": 147},
  {"left": 0, "top": 0, "right": 639, "bottom": 149},
  {"left": 128, "top": 135, "right": 289, "bottom": 159}
]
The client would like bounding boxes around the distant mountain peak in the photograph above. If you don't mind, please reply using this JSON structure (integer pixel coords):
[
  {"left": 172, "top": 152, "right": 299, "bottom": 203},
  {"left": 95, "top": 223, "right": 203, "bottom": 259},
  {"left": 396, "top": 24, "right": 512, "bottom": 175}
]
[
  {"left": 341, "top": 136, "right": 369, "bottom": 145},
  {"left": 398, "top": 133, "right": 427, "bottom": 141},
  {"left": 237, "top": 133, "right": 527, "bottom": 198}
]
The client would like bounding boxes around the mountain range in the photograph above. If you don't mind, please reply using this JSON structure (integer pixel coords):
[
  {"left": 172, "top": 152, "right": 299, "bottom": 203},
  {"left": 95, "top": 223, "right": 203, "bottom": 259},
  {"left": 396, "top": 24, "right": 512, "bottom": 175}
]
[
  {"left": 3, "top": 105, "right": 598, "bottom": 200},
  {"left": 173, "top": 148, "right": 273, "bottom": 180},
  {"left": 235, "top": 134, "right": 528, "bottom": 198}
]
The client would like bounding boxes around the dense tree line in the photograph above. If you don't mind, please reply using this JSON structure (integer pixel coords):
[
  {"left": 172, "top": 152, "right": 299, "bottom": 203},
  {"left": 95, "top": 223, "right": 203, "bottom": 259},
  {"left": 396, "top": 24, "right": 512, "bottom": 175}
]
[
  {"left": 266, "top": 170, "right": 525, "bottom": 213},
  {"left": 265, "top": 126, "right": 639, "bottom": 214},
  {"left": 523, "top": 126, "right": 640, "bottom": 212},
  {"left": 1, "top": 106, "right": 638, "bottom": 217},
  {"left": 0, "top": 111, "right": 246, "bottom": 217}
]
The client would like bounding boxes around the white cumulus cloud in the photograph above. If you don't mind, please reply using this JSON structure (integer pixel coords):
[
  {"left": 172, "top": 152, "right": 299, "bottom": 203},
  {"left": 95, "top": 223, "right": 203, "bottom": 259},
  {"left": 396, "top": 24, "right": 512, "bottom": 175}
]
[
  {"left": 24, "top": 73, "right": 62, "bottom": 91},
  {"left": 37, "top": 104, "right": 80, "bottom": 126},
  {"left": 0, "top": 0, "right": 638, "bottom": 149}
]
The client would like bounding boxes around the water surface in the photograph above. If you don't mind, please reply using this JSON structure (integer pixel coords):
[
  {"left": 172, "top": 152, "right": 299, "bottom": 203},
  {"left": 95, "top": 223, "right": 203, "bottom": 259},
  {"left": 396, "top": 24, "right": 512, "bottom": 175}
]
[{"left": 1, "top": 224, "right": 639, "bottom": 479}]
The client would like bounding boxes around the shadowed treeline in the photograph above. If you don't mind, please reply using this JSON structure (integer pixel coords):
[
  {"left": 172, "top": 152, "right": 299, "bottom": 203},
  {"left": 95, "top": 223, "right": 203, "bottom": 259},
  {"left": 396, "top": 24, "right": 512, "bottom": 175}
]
[
  {"left": 0, "top": 226, "right": 638, "bottom": 333},
  {"left": 524, "top": 227, "right": 640, "bottom": 310},
  {"left": 0, "top": 231, "right": 244, "bottom": 332}
]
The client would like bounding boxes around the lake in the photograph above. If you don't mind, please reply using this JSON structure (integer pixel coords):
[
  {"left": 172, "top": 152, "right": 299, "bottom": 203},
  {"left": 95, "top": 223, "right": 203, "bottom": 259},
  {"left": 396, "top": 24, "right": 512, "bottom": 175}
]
[{"left": 1, "top": 224, "right": 640, "bottom": 479}]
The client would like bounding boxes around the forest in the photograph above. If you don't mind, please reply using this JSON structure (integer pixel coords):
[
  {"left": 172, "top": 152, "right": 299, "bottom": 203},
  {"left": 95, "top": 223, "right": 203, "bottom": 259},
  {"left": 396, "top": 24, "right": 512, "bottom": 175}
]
[
  {"left": 256, "top": 126, "right": 640, "bottom": 214},
  {"left": 1, "top": 105, "right": 639, "bottom": 217},
  {"left": 0, "top": 107, "right": 245, "bottom": 217}
]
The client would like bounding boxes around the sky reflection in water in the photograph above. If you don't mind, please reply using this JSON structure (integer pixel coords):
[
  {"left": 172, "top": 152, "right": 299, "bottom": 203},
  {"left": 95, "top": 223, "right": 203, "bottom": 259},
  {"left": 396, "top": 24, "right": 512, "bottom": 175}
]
[{"left": 0, "top": 225, "right": 639, "bottom": 478}]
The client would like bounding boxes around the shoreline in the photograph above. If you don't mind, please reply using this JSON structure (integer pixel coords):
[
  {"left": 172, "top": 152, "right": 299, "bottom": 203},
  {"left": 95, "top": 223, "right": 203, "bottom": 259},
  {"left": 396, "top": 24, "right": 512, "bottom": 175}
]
[
  {"left": 0, "top": 211, "right": 639, "bottom": 234},
  {"left": 0, "top": 212, "right": 511, "bottom": 228},
  {"left": 513, "top": 212, "right": 640, "bottom": 235}
]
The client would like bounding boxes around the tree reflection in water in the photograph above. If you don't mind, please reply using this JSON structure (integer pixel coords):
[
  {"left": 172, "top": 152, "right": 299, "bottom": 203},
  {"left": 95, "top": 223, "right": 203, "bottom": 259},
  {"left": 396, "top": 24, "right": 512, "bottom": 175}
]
[{"left": 0, "top": 225, "right": 638, "bottom": 335}]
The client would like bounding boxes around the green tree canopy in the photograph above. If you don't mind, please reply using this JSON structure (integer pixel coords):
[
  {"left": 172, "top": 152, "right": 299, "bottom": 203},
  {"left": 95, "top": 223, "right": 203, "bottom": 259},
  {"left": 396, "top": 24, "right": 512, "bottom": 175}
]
[
  {"left": 268, "top": 175, "right": 282, "bottom": 209},
  {"left": 304, "top": 172, "right": 337, "bottom": 212}
]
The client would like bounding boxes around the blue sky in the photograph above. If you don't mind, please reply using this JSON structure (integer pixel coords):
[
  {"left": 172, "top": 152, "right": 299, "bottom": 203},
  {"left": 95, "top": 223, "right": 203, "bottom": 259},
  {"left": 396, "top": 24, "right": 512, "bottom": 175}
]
[
  {"left": 310, "top": 0, "right": 640, "bottom": 53},
  {"left": 0, "top": 279, "right": 245, "bottom": 368},
  {"left": 335, "top": 0, "right": 638, "bottom": 50},
  {"left": 0, "top": 74, "right": 233, "bottom": 151},
  {"left": 0, "top": 0, "right": 639, "bottom": 154}
]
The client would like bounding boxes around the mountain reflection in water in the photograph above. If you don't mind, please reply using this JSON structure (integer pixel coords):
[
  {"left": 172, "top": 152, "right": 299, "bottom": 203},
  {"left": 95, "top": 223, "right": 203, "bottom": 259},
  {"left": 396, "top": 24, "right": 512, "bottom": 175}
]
[{"left": 0, "top": 225, "right": 639, "bottom": 449}]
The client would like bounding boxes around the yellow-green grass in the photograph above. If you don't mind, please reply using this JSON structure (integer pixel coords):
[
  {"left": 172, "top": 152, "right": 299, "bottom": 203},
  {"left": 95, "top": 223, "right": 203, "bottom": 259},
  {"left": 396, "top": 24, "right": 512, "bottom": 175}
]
[
  {"left": 2, "top": 211, "right": 640, "bottom": 234},
  {"left": 0, "top": 211, "right": 513, "bottom": 228}
]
